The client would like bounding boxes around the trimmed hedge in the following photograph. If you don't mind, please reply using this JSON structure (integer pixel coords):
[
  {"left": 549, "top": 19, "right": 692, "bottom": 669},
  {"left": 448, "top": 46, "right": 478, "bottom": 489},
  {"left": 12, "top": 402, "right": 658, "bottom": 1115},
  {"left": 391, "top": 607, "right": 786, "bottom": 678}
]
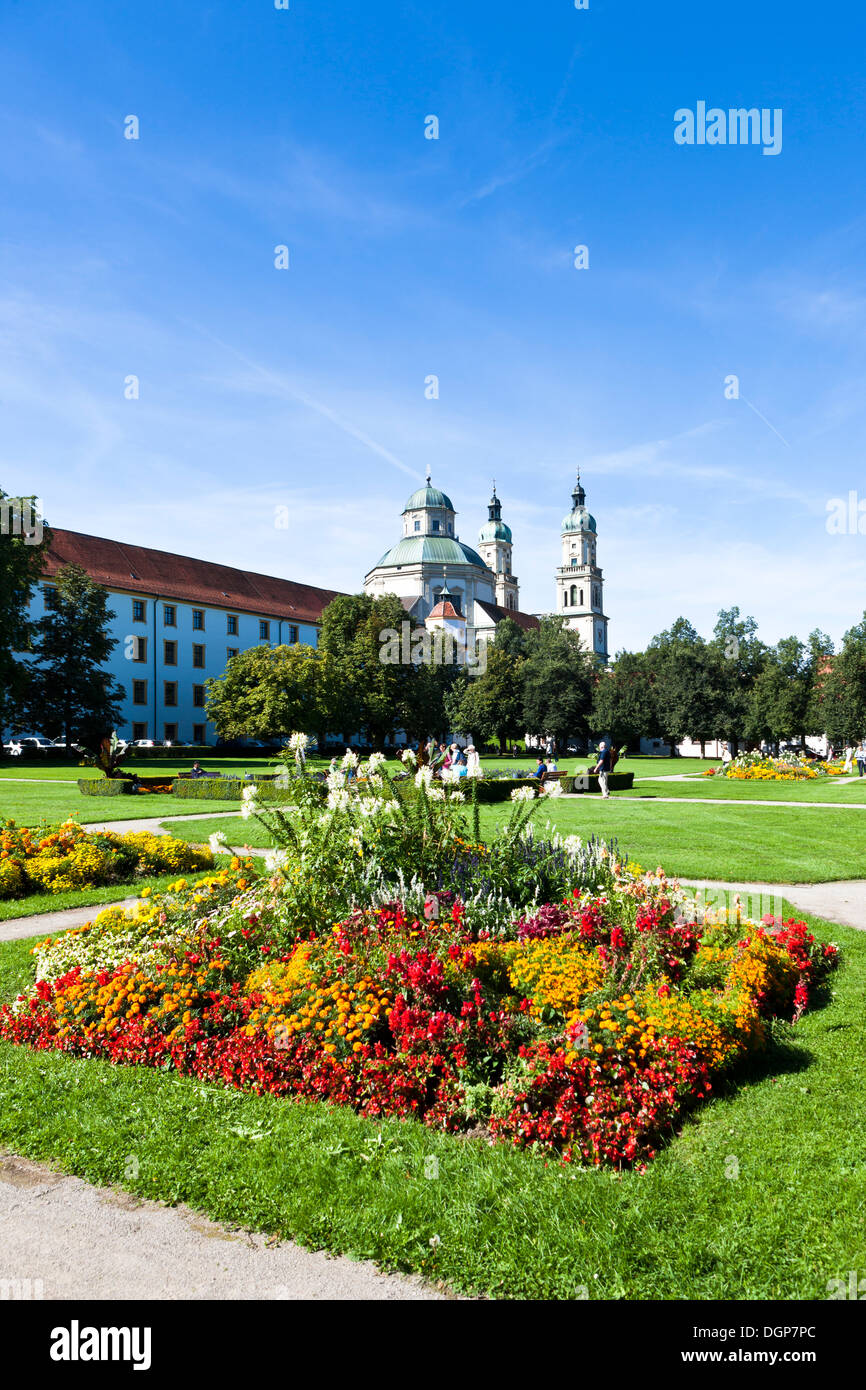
[
  {"left": 171, "top": 777, "right": 302, "bottom": 803},
  {"left": 77, "top": 778, "right": 129, "bottom": 797}
]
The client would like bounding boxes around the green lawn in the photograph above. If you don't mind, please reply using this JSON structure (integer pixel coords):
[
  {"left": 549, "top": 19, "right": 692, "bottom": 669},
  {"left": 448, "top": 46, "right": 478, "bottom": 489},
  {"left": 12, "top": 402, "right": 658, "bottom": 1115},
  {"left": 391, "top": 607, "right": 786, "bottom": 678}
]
[
  {"left": 0, "top": 782, "right": 242, "bottom": 827},
  {"left": 627, "top": 774, "right": 866, "bottom": 803},
  {"left": 0, "top": 903, "right": 861, "bottom": 1300},
  {"left": 161, "top": 796, "right": 866, "bottom": 883}
]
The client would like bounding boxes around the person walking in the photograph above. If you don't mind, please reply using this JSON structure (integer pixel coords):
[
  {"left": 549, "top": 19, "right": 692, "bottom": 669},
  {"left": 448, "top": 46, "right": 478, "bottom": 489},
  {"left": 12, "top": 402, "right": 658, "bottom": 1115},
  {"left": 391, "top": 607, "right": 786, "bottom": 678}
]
[
  {"left": 593, "top": 741, "right": 611, "bottom": 799},
  {"left": 843, "top": 742, "right": 855, "bottom": 774},
  {"left": 721, "top": 743, "right": 733, "bottom": 772},
  {"left": 856, "top": 740, "right": 866, "bottom": 778}
]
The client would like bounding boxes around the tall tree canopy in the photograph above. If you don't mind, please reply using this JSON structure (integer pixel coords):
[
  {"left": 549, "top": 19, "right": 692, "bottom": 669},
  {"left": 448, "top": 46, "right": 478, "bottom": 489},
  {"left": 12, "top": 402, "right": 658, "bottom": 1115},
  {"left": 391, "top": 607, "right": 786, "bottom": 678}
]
[
  {"left": 521, "top": 617, "right": 595, "bottom": 748},
  {"left": 26, "top": 563, "right": 124, "bottom": 747}
]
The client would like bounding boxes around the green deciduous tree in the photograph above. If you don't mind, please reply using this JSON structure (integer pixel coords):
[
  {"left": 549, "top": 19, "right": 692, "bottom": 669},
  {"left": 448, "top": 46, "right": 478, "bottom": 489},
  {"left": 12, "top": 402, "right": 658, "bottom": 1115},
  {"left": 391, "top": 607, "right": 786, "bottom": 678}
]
[
  {"left": 645, "top": 618, "right": 716, "bottom": 751},
  {"left": 444, "top": 644, "right": 524, "bottom": 752},
  {"left": 205, "top": 643, "right": 325, "bottom": 743},
  {"left": 26, "top": 563, "right": 124, "bottom": 748},
  {"left": 521, "top": 617, "right": 594, "bottom": 749},
  {"left": 591, "top": 650, "right": 655, "bottom": 749}
]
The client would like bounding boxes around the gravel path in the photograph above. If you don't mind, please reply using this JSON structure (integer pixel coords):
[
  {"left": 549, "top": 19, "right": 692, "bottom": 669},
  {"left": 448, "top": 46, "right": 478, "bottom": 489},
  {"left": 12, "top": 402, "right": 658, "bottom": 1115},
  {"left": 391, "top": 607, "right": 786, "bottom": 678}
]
[{"left": 0, "top": 1154, "right": 448, "bottom": 1300}]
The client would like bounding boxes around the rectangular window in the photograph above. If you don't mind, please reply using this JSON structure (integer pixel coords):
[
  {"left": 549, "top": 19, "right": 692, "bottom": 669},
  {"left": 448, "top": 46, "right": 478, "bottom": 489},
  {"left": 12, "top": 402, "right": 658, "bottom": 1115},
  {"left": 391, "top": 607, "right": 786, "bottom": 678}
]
[
  {"left": 193, "top": 684, "right": 205, "bottom": 708},
  {"left": 227, "top": 647, "right": 238, "bottom": 661},
  {"left": 192, "top": 723, "right": 206, "bottom": 744},
  {"left": 192, "top": 609, "right": 205, "bottom": 630},
  {"left": 163, "top": 640, "right": 177, "bottom": 665},
  {"left": 163, "top": 605, "right": 176, "bottom": 626},
  {"left": 192, "top": 644, "right": 205, "bottom": 669},
  {"left": 163, "top": 724, "right": 178, "bottom": 744},
  {"left": 43, "top": 585, "right": 58, "bottom": 610},
  {"left": 288, "top": 625, "right": 298, "bottom": 644},
  {"left": 414, "top": 519, "right": 420, "bottom": 532},
  {"left": 132, "top": 599, "right": 146, "bottom": 622},
  {"left": 432, "top": 519, "right": 440, "bottom": 533},
  {"left": 132, "top": 722, "right": 148, "bottom": 740},
  {"left": 133, "top": 636, "right": 147, "bottom": 663},
  {"left": 259, "top": 620, "right": 270, "bottom": 641},
  {"left": 164, "top": 681, "right": 178, "bottom": 707},
  {"left": 226, "top": 614, "right": 238, "bottom": 636},
  {"left": 132, "top": 680, "right": 147, "bottom": 705}
]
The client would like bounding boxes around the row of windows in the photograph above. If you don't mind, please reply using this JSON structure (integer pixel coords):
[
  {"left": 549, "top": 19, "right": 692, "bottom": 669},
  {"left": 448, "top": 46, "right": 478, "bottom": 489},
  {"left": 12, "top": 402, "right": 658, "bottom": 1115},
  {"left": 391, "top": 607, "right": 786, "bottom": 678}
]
[
  {"left": 129, "top": 599, "right": 296, "bottom": 642},
  {"left": 132, "top": 722, "right": 208, "bottom": 744},
  {"left": 129, "top": 634, "right": 296, "bottom": 665},
  {"left": 45, "top": 588, "right": 303, "bottom": 644},
  {"left": 562, "top": 585, "right": 602, "bottom": 609},
  {"left": 132, "top": 680, "right": 207, "bottom": 708}
]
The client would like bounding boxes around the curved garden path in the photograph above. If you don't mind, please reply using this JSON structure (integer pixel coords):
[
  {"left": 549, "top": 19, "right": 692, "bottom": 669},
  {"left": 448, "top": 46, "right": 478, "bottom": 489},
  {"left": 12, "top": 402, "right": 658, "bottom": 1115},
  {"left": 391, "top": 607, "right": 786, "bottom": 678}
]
[{"left": 0, "top": 1154, "right": 449, "bottom": 1300}]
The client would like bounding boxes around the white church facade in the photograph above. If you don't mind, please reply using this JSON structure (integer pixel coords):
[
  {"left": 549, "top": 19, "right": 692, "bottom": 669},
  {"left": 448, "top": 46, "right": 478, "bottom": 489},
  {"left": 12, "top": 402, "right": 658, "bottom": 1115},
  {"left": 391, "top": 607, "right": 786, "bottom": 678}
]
[{"left": 363, "top": 476, "right": 539, "bottom": 640}]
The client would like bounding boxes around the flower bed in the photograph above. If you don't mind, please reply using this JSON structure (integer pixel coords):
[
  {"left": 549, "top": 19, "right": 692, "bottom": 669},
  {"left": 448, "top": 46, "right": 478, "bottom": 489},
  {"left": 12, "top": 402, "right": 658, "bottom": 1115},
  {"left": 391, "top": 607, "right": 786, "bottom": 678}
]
[
  {"left": 0, "top": 741, "right": 840, "bottom": 1168},
  {"left": 704, "top": 752, "right": 844, "bottom": 781},
  {"left": 0, "top": 819, "right": 215, "bottom": 899}
]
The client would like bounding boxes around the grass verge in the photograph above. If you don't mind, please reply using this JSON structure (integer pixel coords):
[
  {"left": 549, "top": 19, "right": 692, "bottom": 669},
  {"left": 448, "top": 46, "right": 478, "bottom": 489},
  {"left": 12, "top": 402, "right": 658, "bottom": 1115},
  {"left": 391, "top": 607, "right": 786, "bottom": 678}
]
[{"left": 0, "top": 904, "right": 862, "bottom": 1299}]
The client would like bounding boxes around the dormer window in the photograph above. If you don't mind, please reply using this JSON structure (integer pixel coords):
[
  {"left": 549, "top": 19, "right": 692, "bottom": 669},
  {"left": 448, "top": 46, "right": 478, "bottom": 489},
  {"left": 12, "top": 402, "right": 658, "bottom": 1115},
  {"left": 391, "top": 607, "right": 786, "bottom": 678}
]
[
  {"left": 432, "top": 519, "right": 440, "bottom": 533},
  {"left": 414, "top": 519, "right": 420, "bottom": 531}
]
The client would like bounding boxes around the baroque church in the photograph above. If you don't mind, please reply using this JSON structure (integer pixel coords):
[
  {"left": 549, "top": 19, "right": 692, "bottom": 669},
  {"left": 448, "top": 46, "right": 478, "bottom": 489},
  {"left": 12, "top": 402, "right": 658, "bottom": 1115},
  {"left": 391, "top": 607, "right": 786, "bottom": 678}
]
[
  {"left": 22, "top": 470, "right": 609, "bottom": 745},
  {"left": 364, "top": 471, "right": 609, "bottom": 661}
]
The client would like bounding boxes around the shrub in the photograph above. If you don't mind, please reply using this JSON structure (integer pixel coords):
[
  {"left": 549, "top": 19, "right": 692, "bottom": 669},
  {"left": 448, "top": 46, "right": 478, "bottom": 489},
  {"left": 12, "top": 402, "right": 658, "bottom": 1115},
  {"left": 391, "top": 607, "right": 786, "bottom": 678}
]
[{"left": 77, "top": 778, "right": 129, "bottom": 797}]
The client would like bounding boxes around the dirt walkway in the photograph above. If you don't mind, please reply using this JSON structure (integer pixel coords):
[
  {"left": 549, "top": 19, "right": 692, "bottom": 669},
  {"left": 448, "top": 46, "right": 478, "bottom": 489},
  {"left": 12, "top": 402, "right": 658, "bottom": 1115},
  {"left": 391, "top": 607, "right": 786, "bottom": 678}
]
[{"left": 0, "top": 1154, "right": 448, "bottom": 1300}]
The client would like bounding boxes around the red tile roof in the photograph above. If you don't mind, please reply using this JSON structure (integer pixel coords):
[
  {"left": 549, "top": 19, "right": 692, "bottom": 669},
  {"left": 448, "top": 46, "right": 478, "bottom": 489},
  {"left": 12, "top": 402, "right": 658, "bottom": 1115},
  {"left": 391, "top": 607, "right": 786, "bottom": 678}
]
[
  {"left": 476, "top": 599, "right": 540, "bottom": 632},
  {"left": 41, "top": 528, "right": 344, "bottom": 625},
  {"left": 428, "top": 599, "right": 463, "bottom": 620}
]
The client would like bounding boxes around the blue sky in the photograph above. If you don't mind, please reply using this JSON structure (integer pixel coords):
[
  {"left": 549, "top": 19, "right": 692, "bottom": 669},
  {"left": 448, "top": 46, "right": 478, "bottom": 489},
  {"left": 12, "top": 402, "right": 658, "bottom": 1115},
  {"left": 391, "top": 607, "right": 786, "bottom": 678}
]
[{"left": 2, "top": 0, "right": 866, "bottom": 652}]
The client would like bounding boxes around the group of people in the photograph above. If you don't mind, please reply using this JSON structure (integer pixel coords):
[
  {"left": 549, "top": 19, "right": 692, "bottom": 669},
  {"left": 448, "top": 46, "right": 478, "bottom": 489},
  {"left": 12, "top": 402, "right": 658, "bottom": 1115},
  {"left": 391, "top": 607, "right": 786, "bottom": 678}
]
[
  {"left": 842, "top": 743, "right": 866, "bottom": 777},
  {"left": 416, "top": 739, "right": 481, "bottom": 778}
]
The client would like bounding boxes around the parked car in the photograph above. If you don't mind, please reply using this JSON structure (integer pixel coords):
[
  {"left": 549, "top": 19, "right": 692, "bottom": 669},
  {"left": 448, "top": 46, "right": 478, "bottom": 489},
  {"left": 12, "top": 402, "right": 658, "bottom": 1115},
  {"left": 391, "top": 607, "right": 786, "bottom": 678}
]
[
  {"left": 3, "top": 735, "right": 54, "bottom": 754},
  {"left": 131, "top": 739, "right": 156, "bottom": 748}
]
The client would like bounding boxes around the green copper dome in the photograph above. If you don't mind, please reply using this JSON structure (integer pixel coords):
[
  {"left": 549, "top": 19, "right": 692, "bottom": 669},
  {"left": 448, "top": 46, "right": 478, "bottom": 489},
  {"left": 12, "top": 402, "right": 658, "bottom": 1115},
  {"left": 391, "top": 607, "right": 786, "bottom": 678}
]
[
  {"left": 478, "top": 519, "right": 512, "bottom": 544},
  {"left": 372, "top": 536, "right": 487, "bottom": 570},
  {"left": 562, "top": 506, "right": 596, "bottom": 534},
  {"left": 402, "top": 485, "right": 455, "bottom": 514}
]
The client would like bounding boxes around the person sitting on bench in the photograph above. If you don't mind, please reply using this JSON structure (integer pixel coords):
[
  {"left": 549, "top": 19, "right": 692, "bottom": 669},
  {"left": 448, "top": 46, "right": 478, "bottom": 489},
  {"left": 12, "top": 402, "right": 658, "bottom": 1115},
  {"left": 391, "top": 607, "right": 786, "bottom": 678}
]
[{"left": 189, "top": 761, "right": 205, "bottom": 778}]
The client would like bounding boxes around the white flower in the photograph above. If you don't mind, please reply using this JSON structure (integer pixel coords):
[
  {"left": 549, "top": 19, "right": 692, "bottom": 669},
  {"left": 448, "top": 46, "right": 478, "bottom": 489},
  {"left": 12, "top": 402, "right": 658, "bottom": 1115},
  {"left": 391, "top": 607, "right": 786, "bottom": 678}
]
[
  {"left": 264, "top": 848, "right": 290, "bottom": 873},
  {"left": 448, "top": 790, "right": 465, "bottom": 802},
  {"left": 208, "top": 831, "right": 229, "bottom": 852},
  {"left": 466, "top": 765, "right": 484, "bottom": 779},
  {"left": 327, "top": 788, "right": 351, "bottom": 812},
  {"left": 428, "top": 786, "right": 446, "bottom": 800},
  {"left": 440, "top": 767, "right": 457, "bottom": 784},
  {"left": 510, "top": 786, "right": 536, "bottom": 801},
  {"left": 414, "top": 766, "right": 434, "bottom": 788},
  {"left": 401, "top": 748, "right": 417, "bottom": 765},
  {"left": 563, "top": 835, "right": 583, "bottom": 857},
  {"left": 542, "top": 781, "right": 564, "bottom": 798},
  {"left": 239, "top": 799, "right": 258, "bottom": 820},
  {"left": 368, "top": 751, "right": 387, "bottom": 772},
  {"left": 341, "top": 748, "right": 359, "bottom": 769},
  {"left": 241, "top": 784, "right": 258, "bottom": 802},
  {"left": 327, "top": 769, "right": 347, "bottom": 792},
  {"left": 288, "top": 732, "right": 309, "bottom": 753}
]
